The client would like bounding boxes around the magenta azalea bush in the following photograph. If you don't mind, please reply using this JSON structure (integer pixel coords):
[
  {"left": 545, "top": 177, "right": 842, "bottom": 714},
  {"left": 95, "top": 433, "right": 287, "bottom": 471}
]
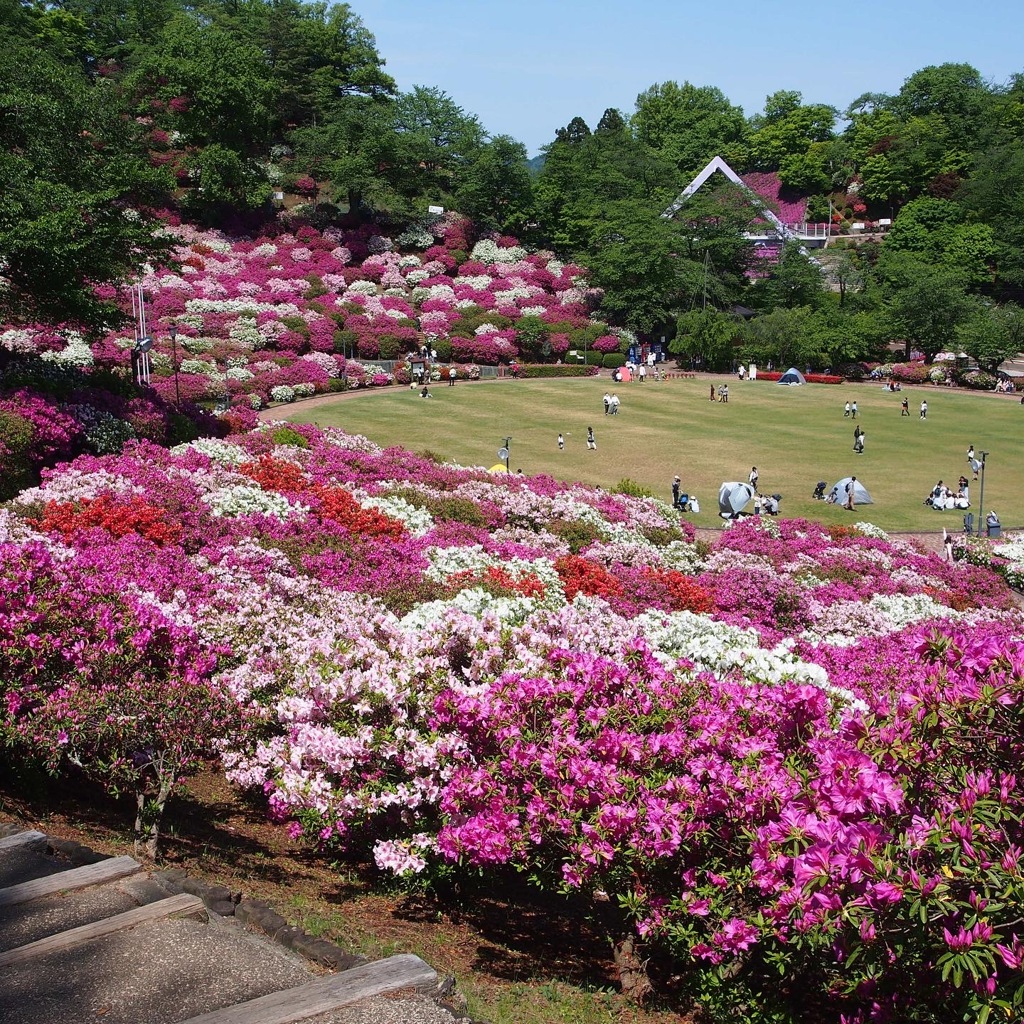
[{"left": 2, "top": 426, "right": 1024, "bottom": 1021}]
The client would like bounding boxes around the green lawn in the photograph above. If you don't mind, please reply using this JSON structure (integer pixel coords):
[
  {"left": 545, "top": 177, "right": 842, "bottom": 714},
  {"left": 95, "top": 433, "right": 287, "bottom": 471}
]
[{"left": 282, "top": 377, "right": 1023, "bottom": 532}]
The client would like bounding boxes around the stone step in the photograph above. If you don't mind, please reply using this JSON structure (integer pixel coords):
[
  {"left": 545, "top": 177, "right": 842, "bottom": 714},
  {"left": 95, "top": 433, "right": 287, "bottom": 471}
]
[
  {"left": 0, "top": 872, "right": 175, "bottom": 954},
  {"left": 0, "top": 828, "right": 448, "bottom": 1024},
  {"left": 0, "top": 833, "right": 69, "bottom": 891},
  {"left": 0, "top": 854, "right": 141, "bottom": 907},
  {"left": 179, "top": 954, "right": 438, "bottom": 1024},
  {"left": 0, "top": 892, "right": 207, "bottom": 967}
]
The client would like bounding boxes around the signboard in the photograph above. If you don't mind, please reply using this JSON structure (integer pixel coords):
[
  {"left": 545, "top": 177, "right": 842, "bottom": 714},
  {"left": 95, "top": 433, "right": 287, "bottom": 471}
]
[{"left": 428, "top": 205, "right": 444, "bottom": 214}]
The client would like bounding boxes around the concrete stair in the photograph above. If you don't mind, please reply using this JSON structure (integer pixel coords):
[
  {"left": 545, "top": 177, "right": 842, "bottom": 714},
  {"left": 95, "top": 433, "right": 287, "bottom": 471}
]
[{"left": 0, "top": 824, "right": 455, "bottom": 1024}]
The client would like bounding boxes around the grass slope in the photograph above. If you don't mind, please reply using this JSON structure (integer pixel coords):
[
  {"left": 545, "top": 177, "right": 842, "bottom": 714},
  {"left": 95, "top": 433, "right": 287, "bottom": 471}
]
[{"left": 286, "top": 377, "right": 1022, "bottom": 533}]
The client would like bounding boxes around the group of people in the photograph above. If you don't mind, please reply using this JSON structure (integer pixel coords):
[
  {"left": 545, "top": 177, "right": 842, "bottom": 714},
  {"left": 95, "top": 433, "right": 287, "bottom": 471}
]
[
  {"left": 711, "top": 384, "right": 729, "bottom": 402},
  {"left": 602, "top": 392, "right": 621, "bottom": 415},
  {"left": 924, "top": 477, "right": 971, "bottom": 511}
]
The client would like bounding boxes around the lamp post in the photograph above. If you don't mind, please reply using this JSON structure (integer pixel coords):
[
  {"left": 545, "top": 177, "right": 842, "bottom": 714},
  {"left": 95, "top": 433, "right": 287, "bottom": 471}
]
[
  {"left": 976, "top": 451, "right": 989, "bottom": 537},
  {"left": 169, "top": 323, "right": 181, "bottom": 408}
]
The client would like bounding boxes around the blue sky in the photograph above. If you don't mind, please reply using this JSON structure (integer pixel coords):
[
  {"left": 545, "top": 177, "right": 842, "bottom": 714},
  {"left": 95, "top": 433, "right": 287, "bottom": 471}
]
[{"left": 354, "top": 0, "right": 1024, "bottom": 156}]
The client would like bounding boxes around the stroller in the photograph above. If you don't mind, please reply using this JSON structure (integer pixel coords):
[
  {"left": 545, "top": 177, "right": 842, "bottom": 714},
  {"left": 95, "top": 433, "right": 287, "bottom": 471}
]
[{"left": 812, "top": 481, "right": 827, "bottom": 501}]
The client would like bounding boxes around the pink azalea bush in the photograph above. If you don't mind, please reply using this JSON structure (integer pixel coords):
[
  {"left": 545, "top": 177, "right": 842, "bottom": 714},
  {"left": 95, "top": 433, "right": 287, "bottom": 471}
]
[{"left": 2, "top": 425, "right": 1024, "bottom": 1019}]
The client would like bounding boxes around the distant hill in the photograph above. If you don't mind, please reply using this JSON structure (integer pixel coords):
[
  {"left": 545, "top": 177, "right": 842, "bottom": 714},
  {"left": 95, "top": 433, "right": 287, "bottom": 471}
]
[{"left": 527, "top": 154, "right": 546, "bottom": 175}]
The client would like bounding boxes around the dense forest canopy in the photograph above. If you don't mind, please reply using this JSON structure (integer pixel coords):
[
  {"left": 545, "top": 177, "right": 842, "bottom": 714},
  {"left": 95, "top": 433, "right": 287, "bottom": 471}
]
[{"left": 1, "top": 0, "right": 1022, "bottom": 369}]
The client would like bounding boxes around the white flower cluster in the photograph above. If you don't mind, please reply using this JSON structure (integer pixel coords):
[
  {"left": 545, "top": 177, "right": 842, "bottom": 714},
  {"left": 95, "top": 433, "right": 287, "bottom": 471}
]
[
  {"left": 203, "top": 484, "right": 302, "bottom": 520},
  {"left": 293, "top": 383, "right": 315, "bottom": 397},
  {"left": 454, "top": 275, "right": 491, "bottom": 290},
  {"left": 179, "top": 358, "right": 216, "bottom": 375},
  {"left": 186, "top": 299, "right": 299, "bottom": 315},
  {"left": 229, "top": 319, "right": 263, "bottom": 347},
  {"left": 0, "top": 329, "right": 37, "bottom": 353},
  {"left": 853, "top": 522, "right": 889, "bottom": 539},
  {"left": 173, "top": 438, "right": 250, "bottom": 465},
  {"left": 14, "top": 468, "right": 143, "bottom": 507},
  {"left": 636, "top": 609, "right": 855, "bottom": 705},
  {"left": 225, "top": 367, "right": 255, "bottom": 381},
  {"left": 471, "top": 240, "right": 527, "bottom": 265},
  {"left": 347, "top": 279, "right": 379, "bottom": 296},
  {"left": 41, "top": 332, "right": 94, "bottom": 368},
  {"left": 181, "top": 336, "right": 214, "bottom": 353},
  {"left": 270, "top": 385, "right": 296, "bottom": 403},
  {"left": 473, "top": 323, "right": 502, "bottom": 336},
  {"left": 866, "top": 592, "right": 955, "bottom": 628}
]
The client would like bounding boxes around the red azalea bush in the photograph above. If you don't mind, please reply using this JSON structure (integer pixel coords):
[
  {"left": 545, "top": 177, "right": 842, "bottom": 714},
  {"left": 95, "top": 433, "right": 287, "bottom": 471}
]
[
  {"left": 310, "top": 485, "right": 406, "bottom": 540},
  {"left": 40, "top": 494, "right": 182, "bottom": 545},
  {"left": 756, "top": 372, "right": 844, "bottom": 385}
]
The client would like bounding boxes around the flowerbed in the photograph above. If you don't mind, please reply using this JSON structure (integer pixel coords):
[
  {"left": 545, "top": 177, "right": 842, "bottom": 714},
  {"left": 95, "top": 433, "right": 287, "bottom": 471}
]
[{"left": 2, "top": 425, "right": 1024, "bottom": 1021}]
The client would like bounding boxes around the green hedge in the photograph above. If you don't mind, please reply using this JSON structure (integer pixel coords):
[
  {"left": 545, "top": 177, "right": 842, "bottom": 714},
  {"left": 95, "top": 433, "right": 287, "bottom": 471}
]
[
  {"left": 515, "top": 364, "right": 601, "bottom": 378},
  {"left": 603, "top": 353, "right": 627, "bottom": 369}
]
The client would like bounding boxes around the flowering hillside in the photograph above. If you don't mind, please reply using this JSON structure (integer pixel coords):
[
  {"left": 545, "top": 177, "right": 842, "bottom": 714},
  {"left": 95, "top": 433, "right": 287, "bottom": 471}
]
[
  {"left": 1, "top": 215, "right": 615, "bottom": 428},
  {"left": 3, "top": 421, "right": 1024, "bottom": 1021}
]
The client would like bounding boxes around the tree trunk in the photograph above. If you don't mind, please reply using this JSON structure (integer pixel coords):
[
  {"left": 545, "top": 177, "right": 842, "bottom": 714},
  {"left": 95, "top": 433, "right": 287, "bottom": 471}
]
[
  {"left": 134, "top": 777, "right": 173, "bottom": 861},
  {"left": 612, "top": 933, "right": 653, "bottom": 1003}
]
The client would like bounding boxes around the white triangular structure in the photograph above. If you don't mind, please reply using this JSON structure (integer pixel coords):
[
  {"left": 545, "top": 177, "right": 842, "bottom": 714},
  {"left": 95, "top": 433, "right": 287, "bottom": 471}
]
[{"left": 663, "top": 156, "right": 801, "bottom": 244}]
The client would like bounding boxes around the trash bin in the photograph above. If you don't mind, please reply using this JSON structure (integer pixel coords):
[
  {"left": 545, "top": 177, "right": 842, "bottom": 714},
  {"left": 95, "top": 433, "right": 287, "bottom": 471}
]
[{"left": 988, "top": 521, "right": 1002, "bottom": 539}]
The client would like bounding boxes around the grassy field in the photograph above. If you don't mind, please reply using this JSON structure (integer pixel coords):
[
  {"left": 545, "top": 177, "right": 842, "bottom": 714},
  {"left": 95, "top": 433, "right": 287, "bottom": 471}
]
[{"left": 282, "top": 376, "right": 1023, "bottom": 533}]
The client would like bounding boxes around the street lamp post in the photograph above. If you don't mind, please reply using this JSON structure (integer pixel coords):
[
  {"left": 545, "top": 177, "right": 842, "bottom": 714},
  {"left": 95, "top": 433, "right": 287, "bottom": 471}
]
[
  {"left": 976, "top": 451, "right": 989, "bottom": 537},
  {"left": 169, "top": 323, "right": 181, "bottom": 408}
]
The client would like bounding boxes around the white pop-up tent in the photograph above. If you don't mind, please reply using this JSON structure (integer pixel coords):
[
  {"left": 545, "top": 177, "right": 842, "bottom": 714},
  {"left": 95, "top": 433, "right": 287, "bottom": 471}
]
[
  {"left": 719, "top": 481, "right": 755, "bottom": 517},
  {"left": 778, "top": 367, "right": 806, "bottom": 386},
  {"left": 831, "top": 477, "right": 874, "bottom": 505}
]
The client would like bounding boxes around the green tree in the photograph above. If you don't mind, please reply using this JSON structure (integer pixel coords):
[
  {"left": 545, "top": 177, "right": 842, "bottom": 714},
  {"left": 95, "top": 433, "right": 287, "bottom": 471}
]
[
  {"left": 876, "top": 253, "right": 973, "bottom": 359},
  {"left": 633, "top": 81, "right": 747, "bottom": 172},
  {"left": 0, "top": 33, "right": 173, "bottom": 329},
  {"left": 955, "top": 302, "right": 1024, "bottom": 374},
  {"left": 455, "top": 135, "right": 534, "bottom": 234},
  {"left": 669, "top": 308, "right": 737, "bottom": 370},
  {"left": 957, "top": 145, "right": 1024, "bottom": 289},
  {"left": 291, "top": 97, "right": 404, "bottom": 216},
  {"left": 739, "top": 306, "right": 824, "bottom": 370},
  {"left": 202, "top": 0, "right": 394, "bottom": 128},
  {"left": 182, "top": 144, "right": 273, "bottom": 220},
  {"left": 749, "top": 242, "right": 825, "bottom": 310},
  {"left": 583, "top": 204, "right": 687, "bottom": 333},
  {"left": 125, "top": 14, "right": 278, "bottom": 151},
  {"left": 746, "top": 91, "right": 837, "bottom": 170},
  {"left": 891, "top": 63, "right": 992, "bottom": 149}
]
